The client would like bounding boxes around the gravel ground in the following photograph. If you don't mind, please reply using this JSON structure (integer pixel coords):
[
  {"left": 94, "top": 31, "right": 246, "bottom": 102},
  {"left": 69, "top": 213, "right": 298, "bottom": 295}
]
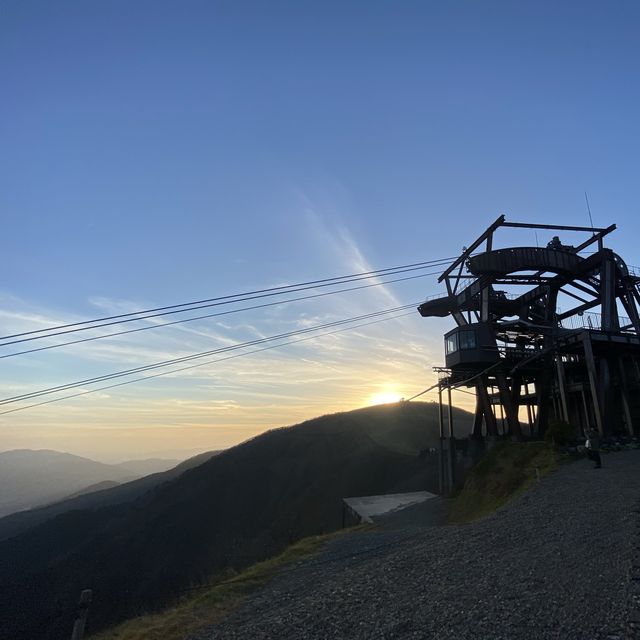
[{"left": 192, "top": 450, "right": 640, "bottom": 640}]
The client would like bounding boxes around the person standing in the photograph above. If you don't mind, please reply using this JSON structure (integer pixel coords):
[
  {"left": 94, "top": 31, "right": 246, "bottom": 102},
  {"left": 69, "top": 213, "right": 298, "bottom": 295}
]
[{"left": 586, "top": 428, "right": 602, "bottom": 469}]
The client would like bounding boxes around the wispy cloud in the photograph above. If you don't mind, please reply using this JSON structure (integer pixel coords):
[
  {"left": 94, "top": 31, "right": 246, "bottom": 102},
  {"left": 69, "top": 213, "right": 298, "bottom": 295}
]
[
  {"left": 297, "top": 191, "right": 401, "bottom": 309},
  {"left": 0, "top": 188, "right": 449, "bottom": 459}
]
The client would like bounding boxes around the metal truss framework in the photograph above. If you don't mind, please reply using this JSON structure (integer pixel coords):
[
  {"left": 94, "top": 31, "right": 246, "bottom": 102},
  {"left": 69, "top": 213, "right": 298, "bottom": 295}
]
[{"left": 419, "top": 215, "right": 640, "bottom": 441}]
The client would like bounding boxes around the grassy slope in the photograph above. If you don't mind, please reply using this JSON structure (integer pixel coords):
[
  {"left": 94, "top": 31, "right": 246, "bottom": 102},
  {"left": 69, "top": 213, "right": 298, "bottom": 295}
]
[
  {"left": 448, "top": 441, "right": 556, "bottom": 524},
  {"left": 90, "top": 530, "right": 352, "bottom": 640}
]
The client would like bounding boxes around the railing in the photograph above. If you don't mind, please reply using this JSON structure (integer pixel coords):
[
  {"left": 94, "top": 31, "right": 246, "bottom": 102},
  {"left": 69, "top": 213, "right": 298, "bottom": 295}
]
[
  {"left": 559, "top": 311, "right": 634, "bottom": 331},
  {"left": 420, "top": 292, "right": 449, "bottom": 303},
  {"left": 453, "top": 277, "right": 476, "bottom": 292},
  {"left": 499, "top": 346, "right": 536, "bottom": 360}
]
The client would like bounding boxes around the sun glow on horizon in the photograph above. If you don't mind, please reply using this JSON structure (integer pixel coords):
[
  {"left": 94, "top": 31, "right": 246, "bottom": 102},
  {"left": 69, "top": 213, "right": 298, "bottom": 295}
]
[{"left": 367, "top": 391, "right": 403, "bottom": 406}]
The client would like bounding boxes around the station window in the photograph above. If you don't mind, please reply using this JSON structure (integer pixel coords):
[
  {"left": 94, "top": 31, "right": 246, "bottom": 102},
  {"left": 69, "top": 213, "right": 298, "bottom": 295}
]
[
  {"left": 445, "top": 334, "right": 458, "bottom": 354},
  {"left": 458, "top": 330, "right": 477, "bottom": 350}
]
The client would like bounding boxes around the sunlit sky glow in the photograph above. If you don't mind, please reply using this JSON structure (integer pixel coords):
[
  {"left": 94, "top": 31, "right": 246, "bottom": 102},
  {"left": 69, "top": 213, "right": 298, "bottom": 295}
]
[
  {"left": 2, "top": 1, "right": 639, "bottom": 460},
  {"left": 368, "top": 392, "right": 404, "bottom": 407}
]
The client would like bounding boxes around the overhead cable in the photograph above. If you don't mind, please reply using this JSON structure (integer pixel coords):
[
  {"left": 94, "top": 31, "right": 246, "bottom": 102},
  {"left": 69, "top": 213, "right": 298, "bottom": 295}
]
[
  {"left": 1, "top": 269, "right": 442, "bottom": 359},
  {"left": 0, "top": 304, "right": 419, "bottom": 407},
  {"left": 0, "top": 257, "right": 455, "bottom": 344},
  {"left": 0, "top": 310, "right": 416, "bottom": 416},
  {"left": 405, "top": 383, "right": 439, "bottom": 401}
]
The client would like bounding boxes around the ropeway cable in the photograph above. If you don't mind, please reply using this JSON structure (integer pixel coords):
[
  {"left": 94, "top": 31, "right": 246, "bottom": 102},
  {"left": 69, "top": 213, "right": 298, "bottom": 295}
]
[
  {"left": 0, "top": 258, "right": 455, "bottom": 344},
  {"left": 0, "top": 304, "right": 419, "bottom": 407},
  {"left": 0, "top": 270, "right": 442, "bottom": 360},
  {"left": 0, "top": 310, "right": 416, "bottom": 416}
]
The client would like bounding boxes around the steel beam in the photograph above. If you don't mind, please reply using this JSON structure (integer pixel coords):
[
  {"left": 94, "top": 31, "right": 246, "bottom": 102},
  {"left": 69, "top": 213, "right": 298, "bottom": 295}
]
[
  {"left": 501, "top": 221, "right": 611, "bottom": 233},
  {"left": 573, "top": 224, "right": 617, "bottom": 253},
  {"left": 438, "top": 215, "right": 505, "bottom": 282}
]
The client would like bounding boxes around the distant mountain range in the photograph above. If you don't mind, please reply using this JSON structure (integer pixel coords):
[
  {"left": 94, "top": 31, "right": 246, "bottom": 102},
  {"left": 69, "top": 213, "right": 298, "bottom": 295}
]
[
  {"left": 0, "top": 449, "right": 146, "bottom": 517},
  {"left": 0, "top": 402, "right": 472, "bottom": 640},
  {"left": 114, "top": 457, "right": 181, "bottom": 477},
  {"left": 0, "top": 450, "right": 186, "bottom": 519},
  {"left": 0, "top": 450, "right": 219, "bottom": 542}
]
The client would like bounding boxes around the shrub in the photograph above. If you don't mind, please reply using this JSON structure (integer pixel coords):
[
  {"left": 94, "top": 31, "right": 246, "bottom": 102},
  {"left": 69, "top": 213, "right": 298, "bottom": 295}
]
[
  {"left": 448, "top": 441, "right": 555, "bottom": 524},
  {"left": 544, "top": 420, "right": 578, "bottom": 446}
]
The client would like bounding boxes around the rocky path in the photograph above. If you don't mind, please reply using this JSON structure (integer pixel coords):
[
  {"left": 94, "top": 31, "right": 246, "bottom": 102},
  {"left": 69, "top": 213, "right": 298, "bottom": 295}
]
[{"left": 193, "top": 451, "right": 640, "bottom": 639}]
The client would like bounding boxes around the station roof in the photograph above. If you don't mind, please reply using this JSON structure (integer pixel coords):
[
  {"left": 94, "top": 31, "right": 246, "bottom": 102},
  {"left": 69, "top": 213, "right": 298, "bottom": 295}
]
[{"left": 343, "top": 491, "right": 437, "bottom": 523}]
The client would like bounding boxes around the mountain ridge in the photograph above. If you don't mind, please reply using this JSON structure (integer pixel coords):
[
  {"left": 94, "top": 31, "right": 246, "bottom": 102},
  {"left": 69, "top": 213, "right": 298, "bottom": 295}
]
[
  {"left": 0, "top": 450, "right": 221, "bottom": 542},
  {"left": 0, "top": 401, "right": 472, "bottom": 640}
]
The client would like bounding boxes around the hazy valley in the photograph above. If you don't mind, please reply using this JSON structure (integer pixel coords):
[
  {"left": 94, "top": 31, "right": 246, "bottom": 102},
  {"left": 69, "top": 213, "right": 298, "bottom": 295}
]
[{"left": 0, "top": 402, "right": 467, "bottom": 640}]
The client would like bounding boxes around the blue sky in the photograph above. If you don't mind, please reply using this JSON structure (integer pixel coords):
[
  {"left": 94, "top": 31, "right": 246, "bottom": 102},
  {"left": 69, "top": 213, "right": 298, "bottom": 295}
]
[{"left": 1, "top": 1, "right": 639, "bottom": 459}]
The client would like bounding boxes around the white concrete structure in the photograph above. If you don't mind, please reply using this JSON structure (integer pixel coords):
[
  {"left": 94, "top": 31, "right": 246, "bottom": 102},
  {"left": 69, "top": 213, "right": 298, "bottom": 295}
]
[{"left": 343, "top": 491, "right": 437, "bottom": 523}]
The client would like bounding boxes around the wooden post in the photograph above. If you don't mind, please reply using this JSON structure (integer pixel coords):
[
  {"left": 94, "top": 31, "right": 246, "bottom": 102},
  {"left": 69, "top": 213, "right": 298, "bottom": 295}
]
[
  {"left": 511, "top": 373, "right": 522, "bottom": 423},
  {"left": 447, "top": 384, "right": 454, "bottom": 439},
  {"left": 472, "top": 384, "right": 483, "bottom": 437},
  {"left": 526, "top": 403, "right": 534, "bottom": 436},
  {"left": 438, "top": 387, "right": 444, "bottom": 439},
  {"left": 534, "top": 370, "right": 551, "bottom": 437},
  {"left": 477, "top": 376, "right": 498, "bottom": 436},
  {"left": 496, "top": 371, "right": 522, "bottom": 438},
  {"left": 447, "top": 384, "right": 454, "bottom": 490},
  {"left": 70, "top": 589, "right": 92, "bottom": 640},
  {"left": 580, "top": 387, "right": 590, "bottom": 435},
  {"left": 556, "top": 354, "right": 569, "bottom": 422},
  {"left": 438, "top": 386, "right": 444, "bottom": 495},
  {"left": 525, "top": 381, "right": 533, "bottom": 435},
  {"left": 617, "top": 357, "right": 634, "bottom": 435},
  {"left": 599, "top": 356, "right": 613, "bottom": 431},
  {"left": 582, "top": 333, "right": 604, "bottom": 434}
]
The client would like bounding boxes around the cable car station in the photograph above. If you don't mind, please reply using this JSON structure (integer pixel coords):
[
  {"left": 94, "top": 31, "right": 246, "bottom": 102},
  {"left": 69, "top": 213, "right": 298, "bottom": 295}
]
[{"left": 418, "top": 216, "right": 640, "bottom": 466}]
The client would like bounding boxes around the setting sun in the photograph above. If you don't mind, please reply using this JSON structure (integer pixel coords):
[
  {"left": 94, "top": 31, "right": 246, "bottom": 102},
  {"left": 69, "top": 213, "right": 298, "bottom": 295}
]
[{"left": 368, "top": 391, "right": 403, "bottom": 406}]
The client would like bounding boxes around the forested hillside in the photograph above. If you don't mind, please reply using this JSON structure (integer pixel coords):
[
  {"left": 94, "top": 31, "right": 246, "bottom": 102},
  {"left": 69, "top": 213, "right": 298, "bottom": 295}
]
[{"left": 0, "top": 402, "right": 470, "bottom": 640}]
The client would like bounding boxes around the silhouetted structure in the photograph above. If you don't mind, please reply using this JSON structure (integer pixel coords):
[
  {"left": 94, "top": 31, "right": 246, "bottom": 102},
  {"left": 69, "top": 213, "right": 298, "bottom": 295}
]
[{"left": 419, "top": 216, "right": 640, "bottom": 470}]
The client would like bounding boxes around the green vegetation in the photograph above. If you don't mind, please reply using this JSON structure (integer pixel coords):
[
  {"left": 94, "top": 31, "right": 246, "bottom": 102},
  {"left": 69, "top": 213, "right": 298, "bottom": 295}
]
[
  {"left": 448, "top": 441, "right": 556, "bottom": 524},
  {"left": 90, "top": 530, "right": 350, "bottom": 640},
  {"left": 544, "top": 420, "right": 578, "bottom": 446}
]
